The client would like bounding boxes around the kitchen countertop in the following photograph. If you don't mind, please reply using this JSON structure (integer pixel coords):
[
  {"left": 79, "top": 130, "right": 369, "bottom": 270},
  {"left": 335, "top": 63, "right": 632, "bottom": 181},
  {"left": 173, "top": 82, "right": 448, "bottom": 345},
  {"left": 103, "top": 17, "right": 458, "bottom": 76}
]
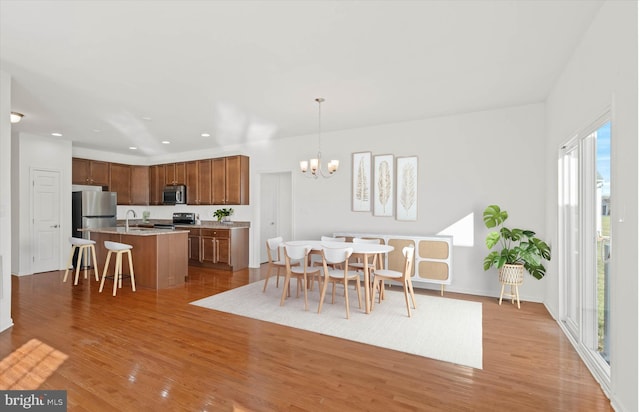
[
  {"left": 177, "top": 221, "right": 250, "bottom": 229},
  {"left": 116, "top": 219, "right": 251, "bottom": 229},
  {"left": 83, "top": 226, "right": 189, "bottom": 236}
]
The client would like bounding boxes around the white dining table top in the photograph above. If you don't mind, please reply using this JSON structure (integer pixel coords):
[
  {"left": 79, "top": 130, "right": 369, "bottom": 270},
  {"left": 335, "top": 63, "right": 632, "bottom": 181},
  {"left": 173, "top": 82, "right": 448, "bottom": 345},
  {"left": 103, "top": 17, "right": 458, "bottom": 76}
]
[{"left": 284, "top": 240, "right": 393, "bottom": 254}]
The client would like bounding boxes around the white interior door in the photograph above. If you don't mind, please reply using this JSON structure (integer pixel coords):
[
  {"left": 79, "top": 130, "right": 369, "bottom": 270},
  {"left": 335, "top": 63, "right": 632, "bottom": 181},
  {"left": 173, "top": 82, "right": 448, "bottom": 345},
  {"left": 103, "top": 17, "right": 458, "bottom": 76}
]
[
  {"left": 32, "top": 169, "right": 61, "bottom": 273},
  {"left": 260, "top": 172, "right": 292, "bottom": 263}
]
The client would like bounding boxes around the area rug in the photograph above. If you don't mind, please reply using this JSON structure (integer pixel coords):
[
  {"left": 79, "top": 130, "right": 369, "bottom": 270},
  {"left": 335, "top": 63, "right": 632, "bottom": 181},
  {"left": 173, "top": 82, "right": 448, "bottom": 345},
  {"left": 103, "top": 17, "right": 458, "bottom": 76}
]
[{"left": 191, "top": 281, "right": 483, "bottom": 369}]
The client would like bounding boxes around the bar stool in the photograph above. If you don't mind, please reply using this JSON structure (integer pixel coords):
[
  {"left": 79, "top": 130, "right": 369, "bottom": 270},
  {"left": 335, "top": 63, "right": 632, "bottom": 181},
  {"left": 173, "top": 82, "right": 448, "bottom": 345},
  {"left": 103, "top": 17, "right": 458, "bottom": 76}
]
[
  {"left": 99, "top": 241, "right": 136, "bottom": 296},
  {"left": 63, "top": 237, "right": 99, "bottom": 285}
]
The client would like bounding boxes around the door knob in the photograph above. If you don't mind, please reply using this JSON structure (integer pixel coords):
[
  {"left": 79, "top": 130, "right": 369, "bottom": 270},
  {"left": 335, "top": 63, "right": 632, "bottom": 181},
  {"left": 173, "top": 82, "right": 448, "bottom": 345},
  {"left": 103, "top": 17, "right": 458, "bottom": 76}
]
[{"left": 51, "top": 224, "right": 59, "bottom": 228}]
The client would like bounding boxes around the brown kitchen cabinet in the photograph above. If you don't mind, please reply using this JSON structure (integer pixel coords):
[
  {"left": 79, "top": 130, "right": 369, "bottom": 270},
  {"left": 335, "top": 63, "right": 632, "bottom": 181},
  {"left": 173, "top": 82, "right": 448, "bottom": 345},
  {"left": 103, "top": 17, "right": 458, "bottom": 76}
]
[
  {"left": 72, "top": 158, "right": 110, "bottom": 187},
  {"left": 201, "top": 228, "right": 230, "bottom": 265},
  {"left": 197, "top": 159, "right": 212, "bottom": 204},
  {"left": 187, "top": 228, "right": 201, "bottom": 262},
  {"left": 165, "top": 162, "right": 186, "bottom": 185},
  {"left": 149, "top": 164, "right": 165, "bottom": 205},
  {"left": 109, "top": 163, "right": 131, "bottom": 204},
  {"left": 131, "top": 165, "right": 150, "bottom": 205},
  {"left": 187, "top": 226, "right": 248, "bottom": 271},
  {"left": 186, "top": 161, "right": 198, "bottom": 205},
  {"left": 212, "top": 155, "right": 249, "bottom": 205},
  {"left": 186, "top": 159, "right": 212, "bottom": 205}
]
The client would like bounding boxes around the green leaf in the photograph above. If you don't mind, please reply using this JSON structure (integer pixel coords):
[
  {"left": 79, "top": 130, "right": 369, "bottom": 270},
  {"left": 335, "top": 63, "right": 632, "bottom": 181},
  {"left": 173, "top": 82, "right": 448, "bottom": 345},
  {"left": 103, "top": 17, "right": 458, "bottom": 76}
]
[
  {"left": 485, "top": 232, "right": 500, "bottom": 249},
  {"left": 525, "top": 263, "right": 546, "bottom": 280},
  {"left": 483, "top": 205, "right": 507, "bottom": 228}
]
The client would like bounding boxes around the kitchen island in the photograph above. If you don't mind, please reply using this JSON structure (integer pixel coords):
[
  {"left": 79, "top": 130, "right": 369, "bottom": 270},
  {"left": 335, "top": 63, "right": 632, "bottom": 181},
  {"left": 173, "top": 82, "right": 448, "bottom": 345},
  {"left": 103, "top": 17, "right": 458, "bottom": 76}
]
[{"left": 85, "top": 227, "right": 188, "bottom": 290}]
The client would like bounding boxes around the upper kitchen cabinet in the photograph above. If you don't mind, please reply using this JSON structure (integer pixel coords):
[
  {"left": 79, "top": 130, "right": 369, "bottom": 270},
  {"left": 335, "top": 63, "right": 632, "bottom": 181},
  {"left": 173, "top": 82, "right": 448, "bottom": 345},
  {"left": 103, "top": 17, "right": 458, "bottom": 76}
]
[
  {"left": 165, "top": 162, "right": 186, "bottom": 186},
  {"left": 72, "top": 158, "right": 110, "bottom": 187},
  {"left": 212, "top": 155, "right": 249, "bottom": 205},
  {"left": 109, "top": 163, "right": 131, "bottom": 204},
  {"left": 186, "top": 161, "right": 198, "bottom": 205},
  {"left": 186, "top": 159, "right": 212, "bottom": 205},
  {"left": 131, "top": 165, "right": 150, "bottom": 205},
  {"left": 149, "top": 164, "right": 165, "bottom": 205},
  {"left": 198, "top": 159, "right": 213, "bottom": 204}
]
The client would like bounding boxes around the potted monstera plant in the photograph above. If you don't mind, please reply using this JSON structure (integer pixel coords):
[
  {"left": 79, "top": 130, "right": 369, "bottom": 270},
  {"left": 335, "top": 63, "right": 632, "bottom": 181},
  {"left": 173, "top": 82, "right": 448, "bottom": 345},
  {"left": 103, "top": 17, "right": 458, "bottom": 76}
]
[{"left": 483, "top": 205, "right": 551, "bottom": 306}]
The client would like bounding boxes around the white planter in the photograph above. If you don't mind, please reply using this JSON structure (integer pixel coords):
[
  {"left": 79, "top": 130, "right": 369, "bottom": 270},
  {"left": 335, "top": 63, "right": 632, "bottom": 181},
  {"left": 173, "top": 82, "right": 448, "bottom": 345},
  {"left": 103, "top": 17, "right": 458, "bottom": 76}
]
[{"left": 498, "top": 263, "right": 524, "bottom": 285}]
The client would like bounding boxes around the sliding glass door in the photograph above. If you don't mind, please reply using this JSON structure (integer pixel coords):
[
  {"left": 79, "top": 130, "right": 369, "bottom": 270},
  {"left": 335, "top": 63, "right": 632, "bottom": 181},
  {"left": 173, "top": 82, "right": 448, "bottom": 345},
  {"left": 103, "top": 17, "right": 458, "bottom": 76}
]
[{"left": 558, "top": 116, "right": 611, "bottom": 383}]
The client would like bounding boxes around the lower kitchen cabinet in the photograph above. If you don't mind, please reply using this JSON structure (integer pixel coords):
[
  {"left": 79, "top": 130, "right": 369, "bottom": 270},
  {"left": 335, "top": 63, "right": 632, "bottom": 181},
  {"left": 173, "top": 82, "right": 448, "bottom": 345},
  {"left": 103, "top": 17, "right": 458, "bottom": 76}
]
[
  {"left": 201, "top": 229, "right": 230, "bottom": 265},
  {"left": 186, "top": 226, "right": 249, "bottom": 271},
  {"left": 188, "top": 229, "right": 201, "bottom": 261}
]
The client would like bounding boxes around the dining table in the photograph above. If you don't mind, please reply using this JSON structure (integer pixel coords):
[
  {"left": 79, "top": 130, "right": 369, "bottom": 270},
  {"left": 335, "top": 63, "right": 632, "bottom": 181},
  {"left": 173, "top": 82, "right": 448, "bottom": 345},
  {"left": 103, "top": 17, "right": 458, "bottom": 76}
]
[{"left": 284, "top": 240, "right": 394, "bottom": 314}]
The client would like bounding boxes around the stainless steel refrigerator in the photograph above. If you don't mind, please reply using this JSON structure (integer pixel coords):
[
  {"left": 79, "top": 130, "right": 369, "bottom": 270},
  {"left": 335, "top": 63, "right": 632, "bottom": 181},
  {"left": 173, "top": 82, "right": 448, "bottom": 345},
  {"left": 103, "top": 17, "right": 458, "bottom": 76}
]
[{"left": 72, "top": 191, "right": 117, "bottom": 266}]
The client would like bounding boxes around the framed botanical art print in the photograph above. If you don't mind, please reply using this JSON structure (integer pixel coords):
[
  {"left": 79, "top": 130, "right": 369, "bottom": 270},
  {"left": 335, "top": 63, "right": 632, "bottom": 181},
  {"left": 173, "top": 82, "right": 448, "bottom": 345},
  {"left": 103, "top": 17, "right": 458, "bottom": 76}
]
[
  {"left": 373, "top": 154, "right": 394, "bottom": 217},
  {"left": 395, "top": 156, "right": 418, "bottom": 221},
  {"left": 352, "top": 151, "right": 372, "bottom": 212}
]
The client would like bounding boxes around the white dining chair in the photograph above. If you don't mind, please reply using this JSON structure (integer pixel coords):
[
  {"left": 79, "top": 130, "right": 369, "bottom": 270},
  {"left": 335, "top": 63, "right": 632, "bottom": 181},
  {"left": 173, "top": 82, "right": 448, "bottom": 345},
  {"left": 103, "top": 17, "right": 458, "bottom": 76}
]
[
  {"left": 371, "top": 246, "right": 417, "bottom": 317},
  {"left": 348, "top": 237, "right": 381, "bottom": 274},
  {"left": 263, "top": 237, "right": 297, "bottom": 292},
  {"left": 318, "top": 245, "right": 362, "bottom": 319},
  {"left": 315, "top": 236, "right": 347, "bottom": 269},
  {"left": 280, "top": 244, "right": 321, "bottom": 310},
  {"left": 320, "top": 236, "right": 346, "bottom": 242}
]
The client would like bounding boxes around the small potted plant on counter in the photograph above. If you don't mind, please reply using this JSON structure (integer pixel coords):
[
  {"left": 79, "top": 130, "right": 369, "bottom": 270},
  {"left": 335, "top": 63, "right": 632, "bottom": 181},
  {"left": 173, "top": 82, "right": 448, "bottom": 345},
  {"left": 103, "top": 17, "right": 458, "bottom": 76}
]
[{"left": 213, "top": 208, "right": 234, "bottom": 223}]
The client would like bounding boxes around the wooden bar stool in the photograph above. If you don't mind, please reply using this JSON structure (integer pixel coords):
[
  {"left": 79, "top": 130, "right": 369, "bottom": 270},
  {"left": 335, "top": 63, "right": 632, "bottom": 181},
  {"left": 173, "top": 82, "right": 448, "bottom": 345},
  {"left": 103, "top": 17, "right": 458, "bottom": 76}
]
[
  {"left": 99, "top": 241, "right": 136, "bottom": 296},
  {"left": 63, "top": 237, "right": 99, "bottom": 285}
]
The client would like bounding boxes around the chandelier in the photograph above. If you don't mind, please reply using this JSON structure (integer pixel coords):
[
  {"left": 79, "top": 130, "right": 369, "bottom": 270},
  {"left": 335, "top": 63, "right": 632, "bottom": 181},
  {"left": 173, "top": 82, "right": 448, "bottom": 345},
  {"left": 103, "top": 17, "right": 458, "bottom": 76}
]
[{"left": 299, "top": 98, "right": 339, "bottom": 178}]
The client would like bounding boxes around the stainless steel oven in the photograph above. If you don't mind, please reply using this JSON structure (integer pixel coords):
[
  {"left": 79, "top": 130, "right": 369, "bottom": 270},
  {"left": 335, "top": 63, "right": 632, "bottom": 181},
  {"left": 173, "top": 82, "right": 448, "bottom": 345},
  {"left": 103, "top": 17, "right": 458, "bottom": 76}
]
[{"left": 173, "top": 212, "right": 196, "bottom": 225}]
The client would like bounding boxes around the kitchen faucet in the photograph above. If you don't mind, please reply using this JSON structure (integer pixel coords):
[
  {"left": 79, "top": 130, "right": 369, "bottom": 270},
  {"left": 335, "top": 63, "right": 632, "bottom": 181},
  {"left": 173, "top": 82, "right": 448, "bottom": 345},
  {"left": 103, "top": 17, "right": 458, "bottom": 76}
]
[{"left": 125, "top": 209, "right": 137, "bottom": 232}]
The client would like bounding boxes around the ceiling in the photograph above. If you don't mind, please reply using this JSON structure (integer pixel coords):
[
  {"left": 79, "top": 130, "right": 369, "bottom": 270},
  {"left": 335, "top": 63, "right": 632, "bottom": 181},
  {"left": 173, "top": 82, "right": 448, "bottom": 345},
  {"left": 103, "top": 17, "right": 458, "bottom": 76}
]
[{"left": 1, "top": 0, "right": 603, "bottom": 157}]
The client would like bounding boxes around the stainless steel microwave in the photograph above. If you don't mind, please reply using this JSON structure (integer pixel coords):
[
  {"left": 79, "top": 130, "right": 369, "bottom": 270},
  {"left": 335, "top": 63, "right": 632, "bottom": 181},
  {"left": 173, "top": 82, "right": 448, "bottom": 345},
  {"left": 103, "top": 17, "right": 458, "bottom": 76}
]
[{"left": 163, "top": 185, "right": 186, "bottom": 205}]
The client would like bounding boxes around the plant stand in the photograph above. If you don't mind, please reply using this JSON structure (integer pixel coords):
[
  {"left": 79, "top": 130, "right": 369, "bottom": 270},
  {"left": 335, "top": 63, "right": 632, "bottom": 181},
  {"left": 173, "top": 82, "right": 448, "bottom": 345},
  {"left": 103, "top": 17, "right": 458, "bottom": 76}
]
[{"left": 498, "top": 264, "right": 524, "bottom": 309}]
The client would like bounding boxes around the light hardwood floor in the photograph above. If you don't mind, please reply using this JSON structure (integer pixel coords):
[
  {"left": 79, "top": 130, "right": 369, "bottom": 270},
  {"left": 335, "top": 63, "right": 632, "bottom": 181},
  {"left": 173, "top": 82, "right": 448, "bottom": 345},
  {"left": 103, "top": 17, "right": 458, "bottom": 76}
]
[{"left": 0, "top": 266, "right": 611, "bottom": 411}]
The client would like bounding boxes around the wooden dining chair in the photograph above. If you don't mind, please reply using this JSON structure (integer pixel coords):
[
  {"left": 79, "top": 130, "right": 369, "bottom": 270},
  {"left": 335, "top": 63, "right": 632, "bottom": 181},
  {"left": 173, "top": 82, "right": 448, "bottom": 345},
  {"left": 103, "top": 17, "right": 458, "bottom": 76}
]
[
  {"left": 371, "top": 246, "right": 417, "bottom": 317},
  {"left": 280, "top": 244, "right": 321, "bottom": 310},
  {"left": 348, "top": 237, "right": 380, "bottom": 274},
  {"left": 314, "top": 236, "right": 347, "bottom": 269},
  {"left": 263, "top": 237, "right": 296, "bottom": 292},
  {"left": 318, "top": 245, "right": 362, "bottom": 319},
  {"left": 320, "top": 236, "right": 346, "bottom": 242}
]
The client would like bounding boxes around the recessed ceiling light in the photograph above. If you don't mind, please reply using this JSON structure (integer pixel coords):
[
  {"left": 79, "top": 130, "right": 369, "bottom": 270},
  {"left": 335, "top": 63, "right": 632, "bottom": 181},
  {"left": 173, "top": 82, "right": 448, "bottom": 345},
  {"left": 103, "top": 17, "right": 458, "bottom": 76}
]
[
  {"left": 129, "top": 146, "right": 137, "bottom": 150},
  {"left": 141, "top": 116, "right": 152, "bottom": 121},
  {"left": 161, "top": 140, "right": 170, "bottom": 144},
  {"left": 51, "top": 132, "right": 62, "bottom": 137},
  {"left": 201, "top": 133, "right": 210, "bottom": 137},
  {"left": 92, "top": 128, "right": 102, "bottom": 133}
]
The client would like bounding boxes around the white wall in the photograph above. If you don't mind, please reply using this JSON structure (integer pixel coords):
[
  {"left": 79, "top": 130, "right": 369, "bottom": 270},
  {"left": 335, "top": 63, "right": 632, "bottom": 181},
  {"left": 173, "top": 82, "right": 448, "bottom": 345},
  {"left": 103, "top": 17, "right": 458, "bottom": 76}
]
[
  {"left": 0, "top": 70, "right": 13, "bottom": 331},
  {"left": 545, "top": 1, "right": 637, "bottom": 411},
  {"left": 13, "top": 133, "right": 72, "bottom": 275}
]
